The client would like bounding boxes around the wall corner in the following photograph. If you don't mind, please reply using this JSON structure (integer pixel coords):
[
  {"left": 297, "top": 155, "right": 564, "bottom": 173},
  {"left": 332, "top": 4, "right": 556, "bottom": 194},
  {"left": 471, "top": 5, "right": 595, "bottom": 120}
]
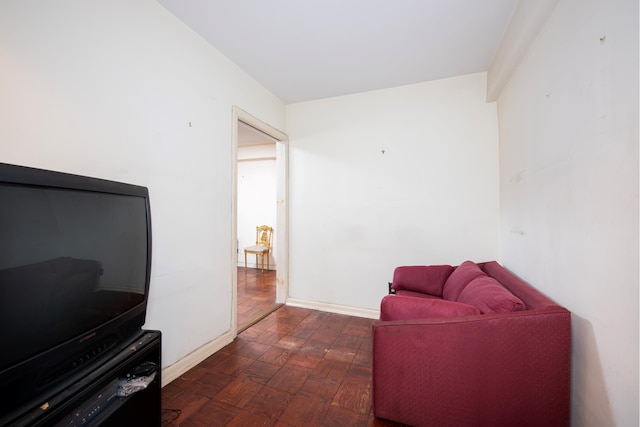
[{"left": 486, "top": 0, "right": 561, "bottom": 102}]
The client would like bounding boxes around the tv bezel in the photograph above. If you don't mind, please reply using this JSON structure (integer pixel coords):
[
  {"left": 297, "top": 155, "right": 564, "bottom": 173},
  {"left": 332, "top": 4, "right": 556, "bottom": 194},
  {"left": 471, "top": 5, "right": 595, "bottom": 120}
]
[{"left": 0, "top": 162, "right": 152, "bottom": 422}]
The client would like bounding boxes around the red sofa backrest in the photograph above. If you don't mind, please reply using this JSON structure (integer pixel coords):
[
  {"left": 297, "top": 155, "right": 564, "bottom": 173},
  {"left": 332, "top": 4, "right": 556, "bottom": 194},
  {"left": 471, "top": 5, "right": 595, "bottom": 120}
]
[{"left": 480, "top": 261, "right": 563, "bottom": 310}]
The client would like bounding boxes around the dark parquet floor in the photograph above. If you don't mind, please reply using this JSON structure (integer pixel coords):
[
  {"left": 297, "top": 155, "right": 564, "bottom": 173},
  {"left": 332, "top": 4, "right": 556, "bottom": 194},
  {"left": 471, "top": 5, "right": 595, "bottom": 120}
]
[
  {"left": 161, "top": 304, "right": 405, "bottom": 426},
  {"left": 236, "top": 267, "right": 281, "bottom": 332}
]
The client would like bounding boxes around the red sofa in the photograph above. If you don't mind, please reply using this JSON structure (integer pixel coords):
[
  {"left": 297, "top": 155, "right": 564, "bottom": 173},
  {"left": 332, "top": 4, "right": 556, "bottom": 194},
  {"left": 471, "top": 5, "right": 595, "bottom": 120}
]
[{"left": 372, "top": 261, "right": 571, "bottom": 427}]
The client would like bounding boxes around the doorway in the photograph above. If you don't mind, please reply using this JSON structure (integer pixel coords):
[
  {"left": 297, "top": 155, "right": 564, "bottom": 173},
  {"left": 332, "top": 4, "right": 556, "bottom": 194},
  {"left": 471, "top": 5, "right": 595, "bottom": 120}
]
[{"left": 232, "top": 107, "right": 288, "bottom": 334}]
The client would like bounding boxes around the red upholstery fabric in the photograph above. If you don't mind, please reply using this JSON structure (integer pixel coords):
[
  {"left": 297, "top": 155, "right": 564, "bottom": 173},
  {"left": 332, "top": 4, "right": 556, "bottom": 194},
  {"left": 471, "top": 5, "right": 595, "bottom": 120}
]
[
  {"left": 372, "top": 261, "right": 571, "bottom": 427},
  {"left": 457, "top": 275, "right": 525, "bottom": 313},
  {"left": 442, "top": 260, "right": 486, "bottom": 301},
  {"left": 394, "top": 289, "right": 440, "bottom": 299},
  {"left": 481, "top": 261, "right": 556, "bottom": 309},
  {"left": 380, "top": 295, "right": 480, "bottom": 321},
  {"left": 392, "top": 265, "right": 454, "bottom": 297}
]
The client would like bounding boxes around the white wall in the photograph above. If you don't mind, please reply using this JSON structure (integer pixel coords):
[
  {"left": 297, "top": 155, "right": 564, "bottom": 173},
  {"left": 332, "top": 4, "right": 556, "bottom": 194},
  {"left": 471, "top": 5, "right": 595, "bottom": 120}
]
[
  {"left": 286, "top": 73, "right": 500, "bottom": 311},
  {"left": 0, "top": 0, "right": 285, "bottom": 368},
  {"left": 495, "top": 0, "right": 638, "bottom": 425},
  {"left": 237, "top": 144, "right": 277, "bottom": 269}
]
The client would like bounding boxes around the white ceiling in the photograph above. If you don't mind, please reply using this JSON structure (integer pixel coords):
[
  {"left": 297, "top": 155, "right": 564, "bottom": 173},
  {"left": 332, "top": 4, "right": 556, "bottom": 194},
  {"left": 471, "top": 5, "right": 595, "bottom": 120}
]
[{"left": 156, "top": 0, "right": 519, "bottom": 104}]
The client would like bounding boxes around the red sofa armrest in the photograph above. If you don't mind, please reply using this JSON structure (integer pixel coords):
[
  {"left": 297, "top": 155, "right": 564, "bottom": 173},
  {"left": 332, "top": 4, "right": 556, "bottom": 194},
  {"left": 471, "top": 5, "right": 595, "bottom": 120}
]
[
  {"left": 372, "top": 308, "right": 571, "bottom": 427},
  {"left": 391, "top": 265, "right": 454, "bottom": 297},
  {"left": 380, "top": 295, "right": 480, "bottom": 320}
]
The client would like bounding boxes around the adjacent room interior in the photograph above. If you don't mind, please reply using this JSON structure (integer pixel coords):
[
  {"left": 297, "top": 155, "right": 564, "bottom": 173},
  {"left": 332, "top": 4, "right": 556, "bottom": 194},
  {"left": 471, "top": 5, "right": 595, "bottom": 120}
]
[{"left": 236, "top": 121, "right": 280, "bottom": 331}]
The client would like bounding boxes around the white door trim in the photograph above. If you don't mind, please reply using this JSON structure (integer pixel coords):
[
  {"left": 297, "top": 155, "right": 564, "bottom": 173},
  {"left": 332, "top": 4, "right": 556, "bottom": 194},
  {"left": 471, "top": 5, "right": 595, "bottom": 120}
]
[{"left": 231, "top": 106, "right": 288, "bottom": 337}]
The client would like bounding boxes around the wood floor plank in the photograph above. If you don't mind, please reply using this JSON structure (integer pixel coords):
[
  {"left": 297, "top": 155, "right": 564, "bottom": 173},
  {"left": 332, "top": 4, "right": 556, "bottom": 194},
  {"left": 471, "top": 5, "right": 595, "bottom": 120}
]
[
  {"left": 299, "top": 373, "right": 342, "bottom": 400},
  {"left": 265, "top": 365, "right": 312, "bottom": 395},
  {"left": 331, "top": 377, "right": 372, "bottom": 415},
  {"left": 323, "top": 405, "right": 370, "bottom": 427},
  {"left": 277, "top": 392, "right": 331, "bottom": 426},
  {"left": 243, "top": 359, "right": 280, "bottom": 379},
  {"left": 258, "top": 347, "right": 294, "bottom": 367},
  {"left": 182, "top": 399, "right": 240, "bottom": 426},
  {"left": 215, "top": 373, "right": 264, "bottom": 408},
  {"left": 237, "top": 267, "right": 279, "bottom": 331},
  {"left": 243, "top": 386, "right": 293, "bottom": 419}
]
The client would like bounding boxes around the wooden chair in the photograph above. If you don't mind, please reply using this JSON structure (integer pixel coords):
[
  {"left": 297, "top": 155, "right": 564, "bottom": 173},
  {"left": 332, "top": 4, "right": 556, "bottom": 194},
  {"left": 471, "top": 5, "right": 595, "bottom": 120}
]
[{"left": 244, "top": 225, "right": 273, "bottom": 271}]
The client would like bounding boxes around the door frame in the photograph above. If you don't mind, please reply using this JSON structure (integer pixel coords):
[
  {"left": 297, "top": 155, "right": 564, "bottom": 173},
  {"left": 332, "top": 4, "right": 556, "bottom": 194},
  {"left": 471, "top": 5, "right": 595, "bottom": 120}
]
[{"left": 231, "top": 106, "right": 288, "bottom": 336}]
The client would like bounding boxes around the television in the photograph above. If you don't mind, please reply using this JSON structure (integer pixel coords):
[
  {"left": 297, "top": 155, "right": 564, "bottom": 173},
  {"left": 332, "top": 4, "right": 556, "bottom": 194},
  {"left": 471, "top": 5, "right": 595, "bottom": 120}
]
[{"left": 0, "top": 163, "right": 152, "bottom": 421}]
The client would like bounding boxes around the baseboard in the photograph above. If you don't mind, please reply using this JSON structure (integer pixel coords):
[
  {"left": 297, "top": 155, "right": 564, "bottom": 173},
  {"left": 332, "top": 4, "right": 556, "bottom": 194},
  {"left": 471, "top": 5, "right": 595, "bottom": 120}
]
[
  {"left": 285, "top": 298, "right": 379, "bottom": 319},
  {"left": 161, "top": 329, "right": 235, "bottom": 387}
]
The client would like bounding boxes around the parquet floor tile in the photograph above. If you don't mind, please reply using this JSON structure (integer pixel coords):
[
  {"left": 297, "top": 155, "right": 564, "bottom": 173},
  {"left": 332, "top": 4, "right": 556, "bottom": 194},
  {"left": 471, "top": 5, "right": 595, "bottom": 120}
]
[
  {"left": 237, "top": 267, "right": 280, "bottom": 332},
  {"left": 162, "top": 268, "right": 400, "bottom": 427},
  {"left": 162, "top": 305, "right": 407, "bottom": 426}
]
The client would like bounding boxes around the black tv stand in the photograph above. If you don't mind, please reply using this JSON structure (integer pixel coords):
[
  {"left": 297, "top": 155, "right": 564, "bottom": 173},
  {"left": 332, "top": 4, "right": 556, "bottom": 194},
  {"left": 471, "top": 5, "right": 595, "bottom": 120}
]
[{"left": 6, "top": 330, "right": 161, "bottom": 427}]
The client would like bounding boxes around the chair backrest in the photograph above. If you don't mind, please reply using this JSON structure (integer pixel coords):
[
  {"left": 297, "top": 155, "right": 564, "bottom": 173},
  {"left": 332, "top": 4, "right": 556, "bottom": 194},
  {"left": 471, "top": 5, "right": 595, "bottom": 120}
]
[{"left": 255, "top": 225, "right": 273, "bottom": 249}]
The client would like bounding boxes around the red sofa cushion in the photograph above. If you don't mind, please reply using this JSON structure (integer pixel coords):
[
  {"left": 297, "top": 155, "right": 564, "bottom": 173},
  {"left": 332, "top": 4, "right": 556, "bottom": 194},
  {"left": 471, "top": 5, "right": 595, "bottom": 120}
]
[
  {"left": 380, "top": 295, "right": 480, "bottom": 321},
  {"left": 457, "top": 276, "right": 526, "bottom": 313},
  {"left": 392, "top": 265, "right": 454, "bottom": 297},
  {"left": 442, "top": 260, "right": 486, "bottom": 301}
]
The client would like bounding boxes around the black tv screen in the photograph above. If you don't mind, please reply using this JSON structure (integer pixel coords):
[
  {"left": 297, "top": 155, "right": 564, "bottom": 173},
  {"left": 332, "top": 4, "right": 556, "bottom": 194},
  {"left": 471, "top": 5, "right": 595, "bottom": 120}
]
[{"left": 0, "top": 163, "right": 152, "bottom": 417}]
